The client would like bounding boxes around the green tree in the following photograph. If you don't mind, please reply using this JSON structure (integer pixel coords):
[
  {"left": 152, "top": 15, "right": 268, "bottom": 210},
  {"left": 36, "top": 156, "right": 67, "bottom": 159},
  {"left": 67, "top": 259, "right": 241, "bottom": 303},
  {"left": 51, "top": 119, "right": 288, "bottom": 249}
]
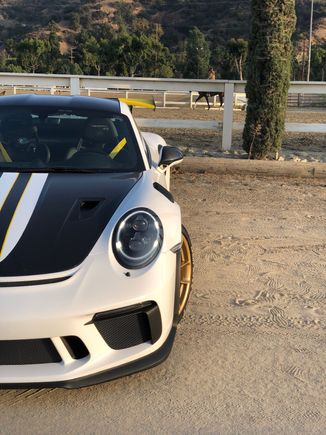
[
  {"left": 56, "top": 59, "right": 83, "bottom": 75},
  {"left": 243, "top": 0, "right": 296, "bottom": 159},
  {"left": 84, "top": 38, "right": 102, "bottom": 76},
  {"left": 16, "top": 38, "right": 48, "bottom": 73},
  {"left": 0, "top": 50, "right": 7, "bottom": 69},
  {"left": 44, "top": 32, "right": 62, "bottom": 73},
  {"left": 114, "top": 32, "right": 174, "bottom": 77},
  {"left": 4, "top": 64, "right": 24, "bottom": 73},
  {"left": 116, "top": 33, "right": 148, "bottom": 77},
  {"left": 226, "top": 38, "right": 248, "bottom": 80},
  {"left": 139, "top": 35, "right": 174, "bottom": 77},
  {"left": 99, "top": 37, "right": 120, "bottom": 76},
  {"left": 183, "top": 27, "right": 210, "bottom": 79},
  {"left": 75, "top": 32, "right": 102, "bottom": 75},
  {"left": 311, "top": 45, "right": 326, "bottom": 81},
  {"left": 210, "top": 46, "right": 230, "bottom": 79}
]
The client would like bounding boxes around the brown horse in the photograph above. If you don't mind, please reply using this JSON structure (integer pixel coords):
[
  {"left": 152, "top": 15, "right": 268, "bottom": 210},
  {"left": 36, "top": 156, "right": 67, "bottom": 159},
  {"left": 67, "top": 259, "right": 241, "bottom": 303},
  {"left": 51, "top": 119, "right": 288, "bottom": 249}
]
[{"left": 194, "top": 92, "right": 224, "bottom": 109}]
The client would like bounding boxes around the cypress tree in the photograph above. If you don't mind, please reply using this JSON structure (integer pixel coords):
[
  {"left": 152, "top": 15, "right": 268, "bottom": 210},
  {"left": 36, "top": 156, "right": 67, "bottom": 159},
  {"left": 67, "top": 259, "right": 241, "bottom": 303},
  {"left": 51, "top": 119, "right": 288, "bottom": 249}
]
[
  {"left": 243, "top": 0, "right": 296, "bottom": 159},
  {"left": 184, "top": 27, "right": 210, "bottom": 79}
]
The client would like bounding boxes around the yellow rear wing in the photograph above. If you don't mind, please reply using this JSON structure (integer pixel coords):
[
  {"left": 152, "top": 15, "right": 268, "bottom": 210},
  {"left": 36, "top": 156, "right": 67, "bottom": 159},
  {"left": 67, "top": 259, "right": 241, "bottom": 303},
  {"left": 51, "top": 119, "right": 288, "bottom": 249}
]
[{"left": 119, "top": 98, "right": 156, "bottom": 110}]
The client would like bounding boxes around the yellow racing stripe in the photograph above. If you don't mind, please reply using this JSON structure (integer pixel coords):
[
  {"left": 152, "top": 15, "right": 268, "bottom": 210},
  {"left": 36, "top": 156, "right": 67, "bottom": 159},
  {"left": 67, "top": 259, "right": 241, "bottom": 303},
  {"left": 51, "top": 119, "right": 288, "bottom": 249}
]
[
  {"left": 0, "top": 142, "right": 12, "bottom": 163},
  {"left": 109, "top": 138, "right": 127, "bottom": 160}
]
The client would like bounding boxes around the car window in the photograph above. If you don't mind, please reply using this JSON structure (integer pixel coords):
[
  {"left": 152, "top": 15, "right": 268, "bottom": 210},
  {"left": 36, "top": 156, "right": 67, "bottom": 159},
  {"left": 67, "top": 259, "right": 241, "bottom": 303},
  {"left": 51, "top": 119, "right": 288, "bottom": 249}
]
[{"left": 0, "top": 107, "right": 145, "bottom": 173}]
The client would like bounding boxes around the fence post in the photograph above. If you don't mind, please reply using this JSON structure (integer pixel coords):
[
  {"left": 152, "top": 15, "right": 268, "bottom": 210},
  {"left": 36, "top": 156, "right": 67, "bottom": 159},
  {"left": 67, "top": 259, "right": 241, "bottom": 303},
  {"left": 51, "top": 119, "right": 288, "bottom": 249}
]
[
  {"left": 222, "top": 83, "right": 234, "bottom": 151},
  {"left": 234, "top": 93, "right": 238, "bottom": 107},
  {"left": 190, "top": 91, "right": 193, "bottom": 109},
  {"left": 298, "top": 93, "right": 302, "bottom": 107},
  {"left": 163, "top": 91, "right": 167, "bottom": 108},
  {"left": 70, "top": 76, "right": 80, "bottom": 96}
]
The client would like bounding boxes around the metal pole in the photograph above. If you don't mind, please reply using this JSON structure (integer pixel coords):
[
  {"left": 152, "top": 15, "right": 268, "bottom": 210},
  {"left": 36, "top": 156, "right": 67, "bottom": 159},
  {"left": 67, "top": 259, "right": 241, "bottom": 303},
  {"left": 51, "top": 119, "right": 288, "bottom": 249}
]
[
  {"left": 222, "top": 83, "right": 234, "bottom": 151},
  {"left": 307, "top": 0, "right": 314, "bottom": 82}
]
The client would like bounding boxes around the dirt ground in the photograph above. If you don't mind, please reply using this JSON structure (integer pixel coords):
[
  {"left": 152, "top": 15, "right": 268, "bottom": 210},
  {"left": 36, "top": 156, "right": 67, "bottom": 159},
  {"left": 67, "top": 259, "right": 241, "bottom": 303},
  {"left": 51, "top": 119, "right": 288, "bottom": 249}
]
[
  {"left": 0, "top": 170, "right": 325, "bottom": 434},
  {"left": 135, "top": 107, "right": 326, "bottom": 162}
]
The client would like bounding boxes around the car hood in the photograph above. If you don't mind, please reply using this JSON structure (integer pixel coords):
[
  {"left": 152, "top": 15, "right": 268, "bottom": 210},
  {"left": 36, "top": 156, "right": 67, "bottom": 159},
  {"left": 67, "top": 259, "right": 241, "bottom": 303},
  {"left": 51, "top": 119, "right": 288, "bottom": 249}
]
[{"left": 0, "top": 171, "right": 141, "bottom": 277}]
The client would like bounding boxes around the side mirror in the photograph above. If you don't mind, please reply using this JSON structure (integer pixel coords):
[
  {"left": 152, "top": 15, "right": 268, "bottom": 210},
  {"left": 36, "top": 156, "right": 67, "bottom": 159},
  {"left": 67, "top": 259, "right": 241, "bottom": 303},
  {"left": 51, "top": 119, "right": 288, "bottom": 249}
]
[{"left": 159, "top": 146, "right": 183, "bottom": 168}]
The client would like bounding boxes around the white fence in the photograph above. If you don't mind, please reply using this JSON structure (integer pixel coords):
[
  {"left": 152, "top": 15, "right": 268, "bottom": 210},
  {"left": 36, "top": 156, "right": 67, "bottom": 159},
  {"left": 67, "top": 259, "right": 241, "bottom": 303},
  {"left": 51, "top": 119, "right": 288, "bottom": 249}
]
[
  {"left": 0, "top": 73, "right": 326, "bottom": 150},
  {"left": 136, "top": 119, "right": 326, "bottom": 135}
]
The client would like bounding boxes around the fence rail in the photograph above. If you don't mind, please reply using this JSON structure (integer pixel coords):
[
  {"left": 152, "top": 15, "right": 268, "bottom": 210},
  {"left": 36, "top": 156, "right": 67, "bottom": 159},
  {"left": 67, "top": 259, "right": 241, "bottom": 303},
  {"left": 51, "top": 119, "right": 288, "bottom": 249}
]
[
  {"left": 137, "top": 119, "right": 326, "bottom": 134},
  {"left": 0, "top": 73, "right": 326, "bottom": 150}
]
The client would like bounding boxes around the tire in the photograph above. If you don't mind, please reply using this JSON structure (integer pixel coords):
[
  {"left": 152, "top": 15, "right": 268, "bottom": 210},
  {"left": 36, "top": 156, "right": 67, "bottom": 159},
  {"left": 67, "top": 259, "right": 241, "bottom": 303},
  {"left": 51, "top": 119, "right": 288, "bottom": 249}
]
[{"left": 178, "top": 225, "right": 193, "bottom": 321}]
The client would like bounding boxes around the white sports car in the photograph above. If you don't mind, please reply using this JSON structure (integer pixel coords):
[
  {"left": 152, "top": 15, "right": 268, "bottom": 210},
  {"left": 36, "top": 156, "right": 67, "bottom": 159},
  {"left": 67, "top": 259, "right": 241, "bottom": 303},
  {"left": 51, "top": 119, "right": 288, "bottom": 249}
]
[{"left": 0, "top": 94, "right": 193, "bottom": 388}]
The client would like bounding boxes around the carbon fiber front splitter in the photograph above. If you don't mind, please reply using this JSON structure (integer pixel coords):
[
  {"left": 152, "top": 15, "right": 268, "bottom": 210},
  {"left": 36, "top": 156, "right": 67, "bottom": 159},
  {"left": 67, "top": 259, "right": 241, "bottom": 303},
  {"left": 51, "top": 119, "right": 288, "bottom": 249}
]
[{"left": 0, "top": 327, "right": 176, "bottom": 389}]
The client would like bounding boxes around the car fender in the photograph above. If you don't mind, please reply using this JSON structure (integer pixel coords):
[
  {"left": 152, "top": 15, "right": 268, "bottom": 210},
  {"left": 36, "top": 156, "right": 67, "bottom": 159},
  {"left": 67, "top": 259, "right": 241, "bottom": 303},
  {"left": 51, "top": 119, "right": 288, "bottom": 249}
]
[{"left": 90, "top": 170, "right": 182, "bottom": 261}]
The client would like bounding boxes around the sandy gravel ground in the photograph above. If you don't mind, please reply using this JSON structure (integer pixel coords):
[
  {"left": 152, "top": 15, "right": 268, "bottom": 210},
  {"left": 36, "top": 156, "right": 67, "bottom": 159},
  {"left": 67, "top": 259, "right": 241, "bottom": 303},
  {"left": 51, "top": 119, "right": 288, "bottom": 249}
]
[{"left": 0, "top": 171, "right": 325, "bottom": 434}]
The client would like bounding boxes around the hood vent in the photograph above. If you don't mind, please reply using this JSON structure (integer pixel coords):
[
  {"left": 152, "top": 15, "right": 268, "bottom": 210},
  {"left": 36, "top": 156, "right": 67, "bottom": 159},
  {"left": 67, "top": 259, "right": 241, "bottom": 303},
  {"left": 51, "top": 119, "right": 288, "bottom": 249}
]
[{"left": 70, "top": 198, "right": 104, "bottom": 221}]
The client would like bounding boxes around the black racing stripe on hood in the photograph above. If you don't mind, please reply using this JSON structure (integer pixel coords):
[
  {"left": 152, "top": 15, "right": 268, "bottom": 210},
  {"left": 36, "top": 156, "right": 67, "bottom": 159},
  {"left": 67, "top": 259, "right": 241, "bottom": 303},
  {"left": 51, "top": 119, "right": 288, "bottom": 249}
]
[
  {"left": 0, "top": 172, "right": 141, "bottom": 277},
  {"left": 0, "top": 173, "right": 31, "bottom": 253}
]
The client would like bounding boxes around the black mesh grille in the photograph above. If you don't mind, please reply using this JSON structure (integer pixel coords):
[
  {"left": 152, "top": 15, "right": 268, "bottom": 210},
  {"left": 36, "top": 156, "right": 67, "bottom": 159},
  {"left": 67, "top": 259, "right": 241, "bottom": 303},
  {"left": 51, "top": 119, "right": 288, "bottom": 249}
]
[
  {"left": 0, "top": 339, "right": 61, "bottom": 365},
  {"left": 94, "top": 302, "right": 162, "bottom": 350},
  {"left": 95, "top": 312, "right": 151, "bottom": 350}
]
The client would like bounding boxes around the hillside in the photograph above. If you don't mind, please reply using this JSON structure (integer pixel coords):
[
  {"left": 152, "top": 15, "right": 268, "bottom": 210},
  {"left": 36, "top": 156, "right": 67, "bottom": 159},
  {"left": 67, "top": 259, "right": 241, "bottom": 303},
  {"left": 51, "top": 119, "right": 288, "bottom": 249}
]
[{"left": 0, "top": 0, "right": 325, "bottom": 49}]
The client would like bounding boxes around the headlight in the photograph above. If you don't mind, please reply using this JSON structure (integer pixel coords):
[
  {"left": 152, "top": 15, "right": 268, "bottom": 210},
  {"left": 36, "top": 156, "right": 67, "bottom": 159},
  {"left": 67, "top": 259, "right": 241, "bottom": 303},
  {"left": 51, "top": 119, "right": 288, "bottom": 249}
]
[{"left": 113, "top": 208, "right": 164, "bottom": 269}]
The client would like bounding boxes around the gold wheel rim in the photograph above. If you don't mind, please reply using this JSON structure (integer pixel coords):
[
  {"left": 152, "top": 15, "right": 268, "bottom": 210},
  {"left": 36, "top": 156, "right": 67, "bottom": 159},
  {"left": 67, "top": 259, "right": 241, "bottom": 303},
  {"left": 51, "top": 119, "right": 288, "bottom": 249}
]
[{"left": 179, "top": 233, "right": 192, "bottom": 315}]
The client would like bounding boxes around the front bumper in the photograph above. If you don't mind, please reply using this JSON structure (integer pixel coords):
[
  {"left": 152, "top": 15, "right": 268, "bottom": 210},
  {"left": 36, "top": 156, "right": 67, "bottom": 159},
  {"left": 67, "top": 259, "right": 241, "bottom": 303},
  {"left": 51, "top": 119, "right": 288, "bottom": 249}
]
[
  {"left": 0, "top": 327, "right": 176, "bottom": 389},
  {"left": 0, "top": 248, "right": 178, "bottom": 388}
]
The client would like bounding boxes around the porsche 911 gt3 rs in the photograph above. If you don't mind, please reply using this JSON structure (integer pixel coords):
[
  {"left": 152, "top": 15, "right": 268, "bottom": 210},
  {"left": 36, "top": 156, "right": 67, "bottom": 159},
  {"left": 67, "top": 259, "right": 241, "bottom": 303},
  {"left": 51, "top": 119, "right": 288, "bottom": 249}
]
[{"left": 0, "top": 94, "right": 193, "bottom": 388}]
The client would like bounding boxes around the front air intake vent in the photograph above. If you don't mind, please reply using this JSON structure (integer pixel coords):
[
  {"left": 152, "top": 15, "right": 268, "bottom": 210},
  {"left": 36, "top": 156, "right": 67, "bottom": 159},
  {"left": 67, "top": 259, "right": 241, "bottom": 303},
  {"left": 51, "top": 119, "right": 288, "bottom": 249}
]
[
  {"left": 94, "top": 302, "right": 162, "bottom": 350},
  {"left": 0, "top": 339, "right": 61, "bottom": 365},
  {"left": 62, "top": 336, "right": 89, "bottom": 360}
]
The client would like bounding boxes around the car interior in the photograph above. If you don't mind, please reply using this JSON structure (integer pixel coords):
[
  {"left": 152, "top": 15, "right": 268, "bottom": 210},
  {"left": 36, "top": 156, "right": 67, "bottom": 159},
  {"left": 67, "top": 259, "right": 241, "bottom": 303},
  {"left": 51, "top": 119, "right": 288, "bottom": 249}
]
[{"left": 0, "top": 108, "right": 143, "bottom": 171}]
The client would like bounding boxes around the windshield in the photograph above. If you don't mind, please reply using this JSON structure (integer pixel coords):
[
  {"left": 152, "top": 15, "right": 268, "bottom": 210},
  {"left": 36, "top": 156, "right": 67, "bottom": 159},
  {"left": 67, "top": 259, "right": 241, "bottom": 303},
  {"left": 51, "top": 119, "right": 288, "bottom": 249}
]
[{"left": 0, "top": 107, "right": 144, "bottom": 173}]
